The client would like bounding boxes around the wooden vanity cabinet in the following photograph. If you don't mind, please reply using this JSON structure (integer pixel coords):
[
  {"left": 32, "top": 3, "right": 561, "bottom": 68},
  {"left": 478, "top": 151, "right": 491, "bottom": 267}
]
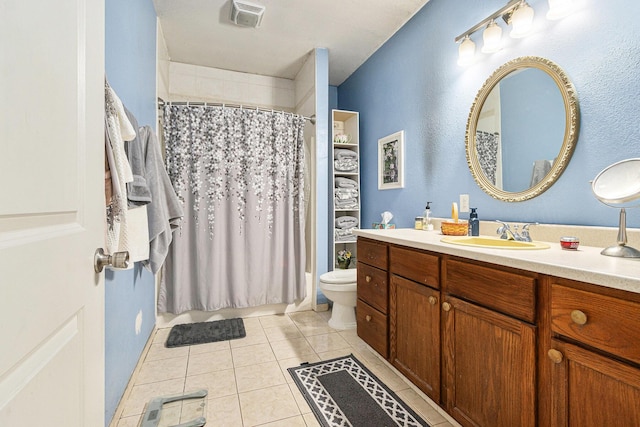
[
  {"left": 547, "top": 279, "right": 640, "bottom": 427},
  {"left": 442, "top": 258, "right": 537, "bottom": 427},
  {"left": 356, "top": 238, "right": 389, "bottom": 357},
  {"left": 389, "top": 246, "right": 441, "bottom": 402}
]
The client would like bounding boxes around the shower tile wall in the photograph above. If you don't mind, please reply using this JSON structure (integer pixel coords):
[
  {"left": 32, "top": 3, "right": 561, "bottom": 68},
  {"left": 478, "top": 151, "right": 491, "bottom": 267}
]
[{"left": 168, "top": 62, "right": 296, "bottom": 110}]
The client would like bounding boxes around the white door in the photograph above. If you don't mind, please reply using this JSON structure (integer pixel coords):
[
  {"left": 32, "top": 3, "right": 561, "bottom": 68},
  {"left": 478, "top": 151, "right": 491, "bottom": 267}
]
[{"left": 0, "top": 1, "right": 105, "bottom": 426}]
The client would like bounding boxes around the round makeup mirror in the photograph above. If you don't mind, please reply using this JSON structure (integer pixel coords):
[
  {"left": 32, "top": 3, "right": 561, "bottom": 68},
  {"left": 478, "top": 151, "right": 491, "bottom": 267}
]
[
  {"left": 466, "top": 56, "right": 580, "bottom": 202},
  {"left": 592, "top": 158, "right": 640, "bottom": 258}
]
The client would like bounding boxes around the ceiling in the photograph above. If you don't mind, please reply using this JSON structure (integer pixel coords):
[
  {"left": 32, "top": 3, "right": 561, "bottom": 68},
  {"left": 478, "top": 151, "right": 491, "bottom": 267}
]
[{"left": 153, "top": 0, "right": 430, "bottom": 86}]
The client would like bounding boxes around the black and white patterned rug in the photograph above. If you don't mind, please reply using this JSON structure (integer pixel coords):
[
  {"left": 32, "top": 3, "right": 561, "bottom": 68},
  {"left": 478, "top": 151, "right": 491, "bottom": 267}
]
[{"left": 288, "top": 355, "right": 430, "bottom": 427}]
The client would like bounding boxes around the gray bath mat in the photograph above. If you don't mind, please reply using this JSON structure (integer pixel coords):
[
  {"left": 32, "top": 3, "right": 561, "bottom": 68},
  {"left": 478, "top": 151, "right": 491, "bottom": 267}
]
[
  {"left": 165, "top": 318, "right": 246, "bottom": 348},
  {"left": 288, "top": 354, "right": 430, "bottom": 427}
]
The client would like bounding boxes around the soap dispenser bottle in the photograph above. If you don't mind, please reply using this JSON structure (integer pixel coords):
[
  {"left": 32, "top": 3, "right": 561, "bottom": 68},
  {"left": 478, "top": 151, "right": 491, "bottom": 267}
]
[
  {"left": 423, "top": 202, "right": 433, "bottom": 231},
  {"left": 468, "top": 208, "right": 479, "bottom": 236}
]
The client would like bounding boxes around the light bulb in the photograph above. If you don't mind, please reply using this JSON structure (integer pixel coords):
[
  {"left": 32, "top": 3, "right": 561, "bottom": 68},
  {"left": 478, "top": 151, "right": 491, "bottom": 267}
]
[
  {"left": 547, "top": 0, "right": 574, "bottom": 20},
  {"left": 482, "top": 21, "right": 503, "bottom": 53},
  {"left": 510, "top": 2, "right": 534, "bottom": 38},
  {"left": 457, "top": 36, "right": 476, "bottom": 66}
]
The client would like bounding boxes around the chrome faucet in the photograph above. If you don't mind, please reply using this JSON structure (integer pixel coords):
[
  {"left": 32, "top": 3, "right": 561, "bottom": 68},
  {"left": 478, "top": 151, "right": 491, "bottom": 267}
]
[
  {"left": 519, "top": 223, "right": 538, "bottom": 242},
  {"left": 495, "top": 221, "right": 517, "bottom": 240},
  {"left": 495, "top": 221, "right": 538, "bottom": 242}
]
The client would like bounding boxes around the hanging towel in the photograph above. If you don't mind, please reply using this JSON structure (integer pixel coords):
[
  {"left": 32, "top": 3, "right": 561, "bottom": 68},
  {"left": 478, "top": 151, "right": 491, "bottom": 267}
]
[
  {"left": 530, "top": 159, "right": 553, "bottom": 187},
  {"left": 335, "top": 177, "right": 357, "bottom": 188},
  {"left": 335, "top": 216, "right": 359, "bottom": 229},
  {"left": 105, "top": 81, "right": 136, "bottom": 255},
  {"left": 139, "top": 126, "right": 184, "bottom": 274},
  {"left": 124, "top": 108, "right": 152, "bottom": 207}
]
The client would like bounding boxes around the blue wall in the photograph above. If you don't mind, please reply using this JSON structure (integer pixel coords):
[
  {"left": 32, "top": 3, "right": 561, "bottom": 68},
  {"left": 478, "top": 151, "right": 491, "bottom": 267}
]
[
  {"left": 338, "top": 0, "right": 640, "bottom": 229},
  {"left": 105, "top": 0, "right": 157, "bottom": 425}
]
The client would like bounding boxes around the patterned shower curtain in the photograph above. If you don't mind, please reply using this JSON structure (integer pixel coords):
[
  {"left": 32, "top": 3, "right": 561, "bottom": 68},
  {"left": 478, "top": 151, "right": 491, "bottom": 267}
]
[
  {"left": 158, "top": 105, "right": 306, "bottom": 314},
  {"left": 476, "top": 130, "right": 501, "bottom": 186}
]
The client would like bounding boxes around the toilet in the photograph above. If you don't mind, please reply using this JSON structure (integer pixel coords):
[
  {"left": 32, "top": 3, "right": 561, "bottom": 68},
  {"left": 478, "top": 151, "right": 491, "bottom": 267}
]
[{"left": 319, "top": 269, "right": 358, "bottom": 330}]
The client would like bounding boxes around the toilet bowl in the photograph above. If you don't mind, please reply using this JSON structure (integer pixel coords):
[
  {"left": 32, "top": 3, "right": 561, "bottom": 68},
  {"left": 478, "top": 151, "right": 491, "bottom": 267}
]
[{"left": 319, "top": 269, "right": 358, "bottom": 330}]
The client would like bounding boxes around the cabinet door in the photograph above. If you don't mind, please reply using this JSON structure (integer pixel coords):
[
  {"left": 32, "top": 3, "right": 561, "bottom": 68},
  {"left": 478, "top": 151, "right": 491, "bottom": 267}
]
[
  {"left": 548, "top": 339, "right": 640, "bottom": 427},
  {"left": 442, "top": 296, "right": 536, "bottom": 427},
  {"left": 390, "top": 275, "right": 440, "bottom": 402}
]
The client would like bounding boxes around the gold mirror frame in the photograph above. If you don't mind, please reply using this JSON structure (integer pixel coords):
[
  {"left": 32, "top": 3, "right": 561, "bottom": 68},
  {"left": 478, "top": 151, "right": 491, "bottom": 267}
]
[{"left": 466, "top": 56, "right": 580, "bottom": 202}]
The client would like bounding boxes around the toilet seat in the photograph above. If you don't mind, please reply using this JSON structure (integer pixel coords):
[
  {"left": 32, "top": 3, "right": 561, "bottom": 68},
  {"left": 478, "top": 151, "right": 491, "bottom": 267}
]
[{"left": 320, "top": 269, "right": 357, "bottom": 284}]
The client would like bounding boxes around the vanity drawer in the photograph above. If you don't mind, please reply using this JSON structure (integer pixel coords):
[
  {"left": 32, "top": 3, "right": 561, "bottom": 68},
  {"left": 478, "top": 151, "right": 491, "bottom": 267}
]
[
  {"left": 357, "top": 263, "right": 388, "bottom": 313},
  {"left": 358, "top": 238, "right": 388, "bottom": 270},
  {"left": 390, "top": 245, "right": 440, "bottom": 289},
  {"left": 443, "top": 258, "right": 536, "bottom": 323},
  {"left": 357, "top": 299, "right": 388, "bottom": 358},
  {"left": 551, "top": 284, "right": 640, "bottom": 365}
]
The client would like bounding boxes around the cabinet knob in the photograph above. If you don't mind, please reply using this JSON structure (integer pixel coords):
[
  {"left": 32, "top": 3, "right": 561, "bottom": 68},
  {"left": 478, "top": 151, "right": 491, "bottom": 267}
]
[
  {"left": 570, "top": 310, "right": 588, "bottom": 326},
  {"left": 428, "top": 296, "right": 437, "bottom": 305},
  {"left": 365, "top": 275, "right": 372, "bottom": 283},
  {"left": 547, "top": 349, "right": 564, "bottom": 364},
  {"left": 365, "top": 315, "right": 372, "bottom": 322},
  {"left": 442, "top": 302, "right": 451, "bottom": 312}
]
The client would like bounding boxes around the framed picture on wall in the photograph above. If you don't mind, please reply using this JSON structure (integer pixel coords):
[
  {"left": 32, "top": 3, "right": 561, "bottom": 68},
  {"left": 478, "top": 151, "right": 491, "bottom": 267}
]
[{"left": 378, "top": 130, "right": 405, "bottom": 190}]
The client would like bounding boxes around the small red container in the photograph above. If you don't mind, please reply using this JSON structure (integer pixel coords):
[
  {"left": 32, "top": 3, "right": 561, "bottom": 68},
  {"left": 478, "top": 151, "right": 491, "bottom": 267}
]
[{"left": 560, "top": 236, "right": 580, "bottom": 250}]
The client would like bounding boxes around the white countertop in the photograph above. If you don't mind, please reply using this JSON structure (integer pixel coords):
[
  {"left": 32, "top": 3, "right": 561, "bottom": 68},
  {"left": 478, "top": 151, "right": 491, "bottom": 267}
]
[{"left": 354, "top": 228, "right": 640, "bottom": 295}]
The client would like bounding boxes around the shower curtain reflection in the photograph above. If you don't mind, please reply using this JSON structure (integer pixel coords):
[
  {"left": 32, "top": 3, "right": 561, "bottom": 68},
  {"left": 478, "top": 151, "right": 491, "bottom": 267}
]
[{"left": 158, "top": 105, "right": 307, "bottom": 314}]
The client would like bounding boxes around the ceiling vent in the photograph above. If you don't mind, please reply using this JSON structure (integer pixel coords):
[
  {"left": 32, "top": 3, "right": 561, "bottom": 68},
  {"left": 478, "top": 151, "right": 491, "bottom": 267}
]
[{"left": 230, "top": 0, "right": 265, "bottom": 28}]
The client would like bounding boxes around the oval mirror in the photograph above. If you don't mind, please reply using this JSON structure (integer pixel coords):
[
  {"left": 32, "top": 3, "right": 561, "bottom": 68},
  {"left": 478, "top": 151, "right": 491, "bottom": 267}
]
[{"left": 466, "top": 56, "right": 580, "bottom": 202}]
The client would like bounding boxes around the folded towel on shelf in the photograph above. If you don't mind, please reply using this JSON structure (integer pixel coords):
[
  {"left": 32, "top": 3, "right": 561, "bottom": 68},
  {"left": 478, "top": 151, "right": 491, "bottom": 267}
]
[
  {"left": 334, "top": 158, "right": 358, "bottom": 172},
  {"left": 335, "top": 188, "right": 358, "bottom": 200},
  {"left": 335, "top": 177, "right": 357, "bottom": 188},
  {"left": 334, "top": 148, "right": 358, "bottom": 160},
  {"left": 335, "top": 198, "right": 358, "bottom": 210},
  {"left": 335, "top": 216, "right": 359, "bottom": 229},
  {"left": 335, "top": 227, "right": 358, "bottom": 242}
]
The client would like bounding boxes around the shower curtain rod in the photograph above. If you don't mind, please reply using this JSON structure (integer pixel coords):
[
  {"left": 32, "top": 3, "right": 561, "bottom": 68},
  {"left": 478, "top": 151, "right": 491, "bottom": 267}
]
[{"left": 157, "top": 98, "right": 316, "bottom": 125}]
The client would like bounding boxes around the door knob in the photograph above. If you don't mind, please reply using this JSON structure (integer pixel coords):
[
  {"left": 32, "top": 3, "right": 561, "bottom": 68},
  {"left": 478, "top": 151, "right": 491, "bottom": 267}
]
[{"left": 94, "top": 248, "right": 129, "bottom": 273}]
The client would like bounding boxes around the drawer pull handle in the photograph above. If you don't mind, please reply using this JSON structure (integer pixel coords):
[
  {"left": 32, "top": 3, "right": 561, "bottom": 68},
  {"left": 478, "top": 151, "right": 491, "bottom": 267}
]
[
  {"left": 365, "top": 315, "right": 372, "bottom": 322},
  {"left": 548, "top": 349, "right": 564, "bottom": 364},
  {"left": 365, "top": 275, "right": 372, "bottom": 283},
  {"left": 428, "top": 296, "right": 437, "bottom": 305},
  {"left": 571, "top": 310, "right": 588, "bottom": 326},
  {"left": 442, "top": 302, "right": 451, "bottom": 312}
]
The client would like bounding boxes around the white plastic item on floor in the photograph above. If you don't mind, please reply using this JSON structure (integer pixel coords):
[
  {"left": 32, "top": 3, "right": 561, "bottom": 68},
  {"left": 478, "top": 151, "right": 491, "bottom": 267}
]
[{"left": 319, "top": 269, "right": 357, "bottom": 330}]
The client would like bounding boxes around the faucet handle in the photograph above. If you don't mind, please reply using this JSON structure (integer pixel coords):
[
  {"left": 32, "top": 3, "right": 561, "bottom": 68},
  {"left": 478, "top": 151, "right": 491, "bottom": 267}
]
[
  {"left": 520, "top": 223, "right": 539, "bottom": 242},
  {"left": 495, "top": 220, "right": 512, "bottom": 239}
]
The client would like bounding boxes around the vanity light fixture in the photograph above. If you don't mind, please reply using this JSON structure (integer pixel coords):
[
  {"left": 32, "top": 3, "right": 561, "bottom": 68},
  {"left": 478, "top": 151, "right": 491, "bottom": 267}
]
[
  {"left": 510, "top": 1, "right": 535, "bottom": 38},
  {"left": 481, "top": 20, "right": 503, "bottom": 53},
  {"left": 455, "top": 0, "right": 534, "bottom": 64},
  {"left": 547, "top": 0, "right": 574, "bottom": 20},
  {"left": 458, "top": 36, "right": 476, "bottom": 66}
]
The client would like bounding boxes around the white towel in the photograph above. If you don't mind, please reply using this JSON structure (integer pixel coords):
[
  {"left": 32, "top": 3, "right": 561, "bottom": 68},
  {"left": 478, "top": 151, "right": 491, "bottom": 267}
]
[
  {"left": 335, "top": 177, "right": 357, "bottom": 188},
  {"left": 334, "top": 148, "right": 358, "bottom": 160}
]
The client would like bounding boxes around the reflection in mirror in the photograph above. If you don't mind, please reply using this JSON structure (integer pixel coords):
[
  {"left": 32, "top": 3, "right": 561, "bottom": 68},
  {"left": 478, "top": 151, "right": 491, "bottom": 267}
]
[{"left": 466, "top": 56, "right": 579, "bottom": 202}]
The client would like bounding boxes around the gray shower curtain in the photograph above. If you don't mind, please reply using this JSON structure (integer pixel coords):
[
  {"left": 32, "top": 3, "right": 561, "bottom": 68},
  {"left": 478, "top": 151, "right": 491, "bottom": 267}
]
[{"left": 158, "top": 105, "right": 306, "bottom": 314}]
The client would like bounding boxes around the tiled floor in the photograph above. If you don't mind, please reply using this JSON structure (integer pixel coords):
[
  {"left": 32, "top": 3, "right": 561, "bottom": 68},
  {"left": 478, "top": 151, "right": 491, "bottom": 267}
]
[{"left": 112, "top": 310, "right": 459, "bottom": 427}]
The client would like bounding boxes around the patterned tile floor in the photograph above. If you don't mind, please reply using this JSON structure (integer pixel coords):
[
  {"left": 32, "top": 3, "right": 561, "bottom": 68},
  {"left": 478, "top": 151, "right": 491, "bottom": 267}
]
[{"left": 111, "top": 310, "right": 460, "bottom": 427}]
